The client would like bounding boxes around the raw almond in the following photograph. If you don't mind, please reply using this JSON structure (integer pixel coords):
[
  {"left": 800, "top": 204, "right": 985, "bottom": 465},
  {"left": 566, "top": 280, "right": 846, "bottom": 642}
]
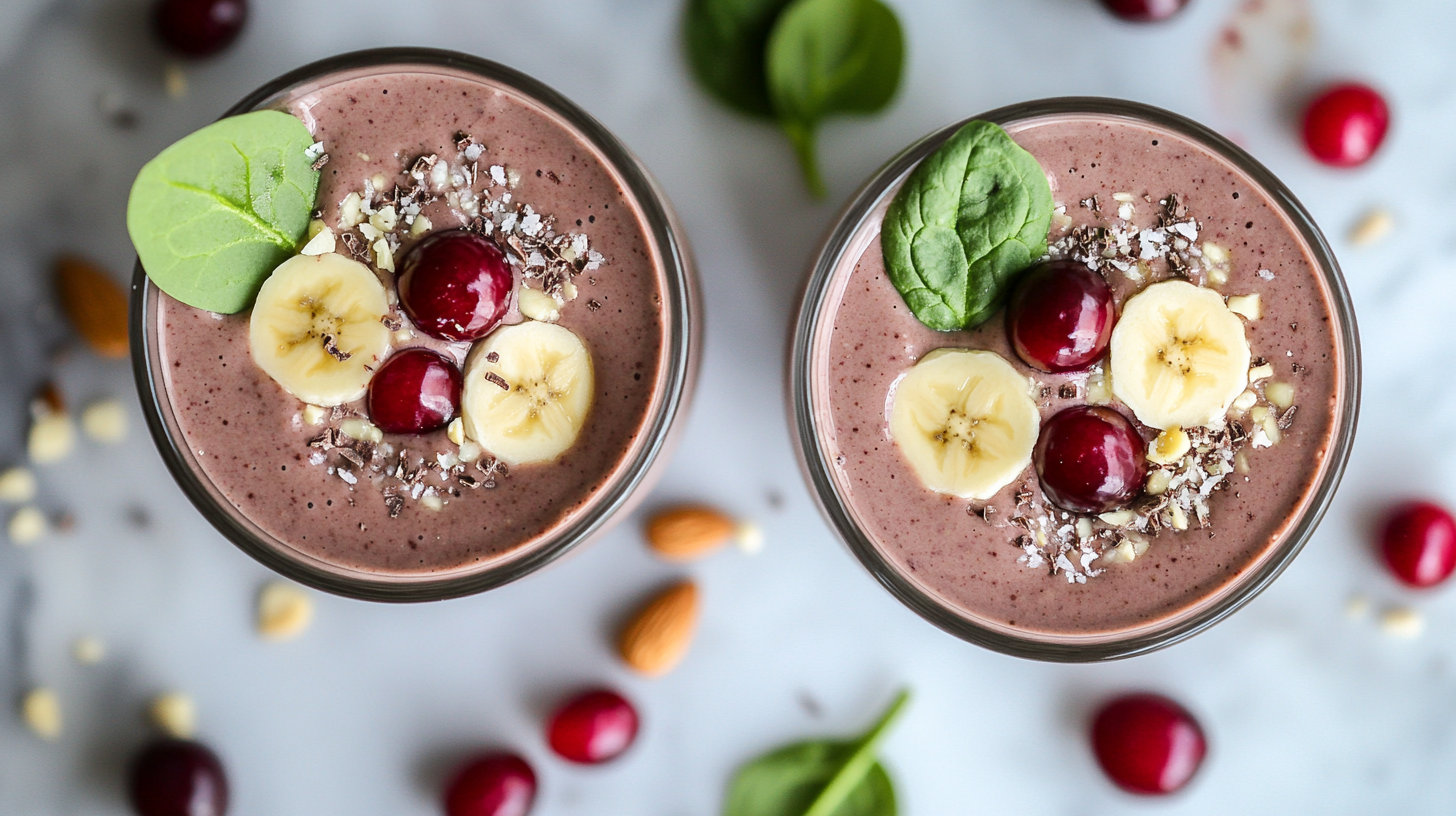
[
  {"left": 56, "top": 255, "right": 129, "bottom": 359},
  {"left": 645, "top": 505, "right": 734, "bottom": 561},
  {"left": 617, "top": 580, "right": 699, "bottom": 676}
]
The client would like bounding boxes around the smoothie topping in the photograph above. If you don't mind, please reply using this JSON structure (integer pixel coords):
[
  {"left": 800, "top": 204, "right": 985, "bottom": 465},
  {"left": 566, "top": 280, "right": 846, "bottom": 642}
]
[
  {"left": 127, "top": 110, "right": 321, "bottom": 314},
  {"left": 888, "top": 349, "right": 1039, "bottom": 501},
  {"left": 881, "top": 120, "right": 1054, "bottom": 332},
  {"left": 247, "top": 253, "right": 392, "bottom": 406}
]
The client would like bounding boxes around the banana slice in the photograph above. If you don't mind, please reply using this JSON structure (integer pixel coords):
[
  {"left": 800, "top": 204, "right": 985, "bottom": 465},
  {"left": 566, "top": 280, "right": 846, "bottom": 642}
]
[
  {"left": 889, "top": 349, "right": 1039, "bottom": 500},
  {"left": 461, "top": 321, "right": 594, "bottom": 465},
  {"left": 1109, "top": 279, "right": 1250, "bottom": 430},
  {"left": 248, "top": 253, "right": 392, "bottom": 406}
]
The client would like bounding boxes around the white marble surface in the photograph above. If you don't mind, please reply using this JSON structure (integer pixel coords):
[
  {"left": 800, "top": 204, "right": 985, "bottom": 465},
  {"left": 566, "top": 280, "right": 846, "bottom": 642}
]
[{"left": 3, "top": 0, "right": 1456, "bottom": 812}]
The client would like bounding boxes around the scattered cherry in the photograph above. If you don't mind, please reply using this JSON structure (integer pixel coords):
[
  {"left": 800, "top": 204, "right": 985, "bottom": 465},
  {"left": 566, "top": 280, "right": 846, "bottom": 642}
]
[
  {"left": 152, "top": 0, "right": 248, "bottom": 58},
  {"left": 1034, "top": 406, "right": 1146, "bottom": 514},
  {"left": 444, "top": 752, "right": 537, "bottom": 816},
  {"left": 1097, "top": 0, "right": 1189, "bottom": 23},
  {"left": 128, "top": 739, "right": 229, "bottom": 816},
  {"left": 1379, "top": 501, "right": 1456, "bottom": 589},
  {"left": 547, "top": 689, "right": 639, "bottom": 764},
  {"left": 1302, "top": 83, "right": 1389, "bottom": 168},
  {"left": 1091, "top": 693, "right": 1206, "bottom": 795},
  {"left": 397, "top": 230, "right": 514, "bottom": 342},
  {"left": 1006, "top": 260, "right": 1116, "bottom": 373},
  {"left": 367, "top": 348, "right": 462, "bottom": 434}
]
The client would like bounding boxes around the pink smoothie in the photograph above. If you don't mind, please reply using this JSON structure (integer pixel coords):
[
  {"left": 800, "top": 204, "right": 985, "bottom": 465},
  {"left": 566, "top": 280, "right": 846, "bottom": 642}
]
[
  {"left": 151, "top": 66, "right": 672, "bottom": 577},
  {"left": 811, "top": 114, "right": 1347, "bottom": 638}
]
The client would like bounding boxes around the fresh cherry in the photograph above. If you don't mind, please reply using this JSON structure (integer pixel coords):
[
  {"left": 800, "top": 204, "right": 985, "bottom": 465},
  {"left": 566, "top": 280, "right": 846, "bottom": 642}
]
[
  {"left": 1006, "top": 260, "right": 1116, "bottom": 373},
  {"left": 367, "top": 348, "right": 462, "bottom": 434},
  {"left": 1091, "top": 693, "right": 1206, "bottom": 795},
  {"left": 547, "top": 689, "right": 639, "bottom": 765},
  {"left": 443, "top": 752, "right": 537, "bottom": 816},
  {"left": 128, "top": 739, "right": 229, "bottom": 816},
  {"left": 1379, "top": 501, "right": 1456, "bottom": 589},
  {"left": 1097, "top": 0, "right": 1189, "bottom": 23},
  {"left": 1302, "top": 83, "right": 1389, "bottom": 168},
  {"left": 397, "top": 230, "right": 514, "bottom": 342},
  {"left": 1034, "top": 406, "right": 1146, "bottom": 514},
  {"left": 152, "top": 0, "right": 247, "bottom": 58}
]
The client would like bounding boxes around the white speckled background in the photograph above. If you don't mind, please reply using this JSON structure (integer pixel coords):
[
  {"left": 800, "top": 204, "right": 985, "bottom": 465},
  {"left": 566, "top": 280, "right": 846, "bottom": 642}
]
[{"left": 3, "top": 0, "right": 1455, "bottom": 812}]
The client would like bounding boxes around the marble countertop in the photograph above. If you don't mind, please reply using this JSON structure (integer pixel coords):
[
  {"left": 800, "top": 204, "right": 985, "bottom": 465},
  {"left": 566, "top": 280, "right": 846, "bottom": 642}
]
[{"left": 3, "top": 0, "right": 1456, "bottom": 812}]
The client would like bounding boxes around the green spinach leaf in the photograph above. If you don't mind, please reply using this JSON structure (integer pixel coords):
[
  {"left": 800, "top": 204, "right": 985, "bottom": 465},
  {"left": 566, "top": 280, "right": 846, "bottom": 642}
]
[
  {"left": 684, "top": 0, "right": 795, "bottom": 118},
  {"left": 881, "top": 120, "right": 1053, "bottom": 331},
  {"left": 127, "top": 110, "right": 320, "bottom": 314},
  {"left": 724, "top": 690, "right": 908, "bottom": 816},
  {"left": 765, "top": 0, "right": 904, "bottom": 198}
]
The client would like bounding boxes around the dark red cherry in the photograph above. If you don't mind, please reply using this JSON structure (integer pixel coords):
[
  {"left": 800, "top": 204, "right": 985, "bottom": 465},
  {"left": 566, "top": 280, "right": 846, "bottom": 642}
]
[
  {"left": 1302, "top": 83, "right": 1389, "bottom": 167},
  {"left": 397, "top": 230, "right": 514, "bottom": 342},
  {"left": 1092, "top": 693, "right": 1206, "bottom": 795},
  {"left": 1098, "top": 0, "right": 1189, "bottom": 22},
  {"left": 547, "top": 689, "right": 638, "bottom": 764},
  {"left": 152, "top": 0, "right": 247, "bottom": 58},
  {"left": 367, "top": 349, "right": 462, "bottom": 434},
  {"left": 1006, "top": 260, "right": 1116, "bottom": 373},
  {"left": 1034, "top": 406, "right": 1146, "bottom": 513},
  {"left": 1379, "top": 501, "right": 1456, "bottom": 589},
  {"left": 443, "top": 752, "right": 537, "bottom": 816},
  {"left": 128, "top": 739, "right": 229, "bottom": 816}
]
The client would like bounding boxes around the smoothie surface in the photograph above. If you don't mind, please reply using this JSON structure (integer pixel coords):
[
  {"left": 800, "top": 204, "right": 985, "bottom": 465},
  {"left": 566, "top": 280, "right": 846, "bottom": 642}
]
[{"left": 814, "top": 114, "right": 1341, "bottom": 637}]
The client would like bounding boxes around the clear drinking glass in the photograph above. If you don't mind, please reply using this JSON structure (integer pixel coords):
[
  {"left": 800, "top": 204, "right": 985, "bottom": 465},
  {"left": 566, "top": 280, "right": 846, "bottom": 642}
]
[
  {"left": 789, "top": 98, "right": 1359, "bottom": 661},
  {"left": 132, "top": 48, "right": 699, "bottom": 601}
]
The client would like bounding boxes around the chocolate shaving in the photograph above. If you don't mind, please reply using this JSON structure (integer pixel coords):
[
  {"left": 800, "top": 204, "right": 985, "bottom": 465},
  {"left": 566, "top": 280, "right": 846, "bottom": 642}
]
[
  {"left": 410, "top": 154, "right": 438, "bottom": 177},
  {"left": 1015, "top": 485, "right": 1033, "bottom": 507},
  {"left": 457, "top": 475, "right": 481, "bottom": 489},
  {"left": 1058, "top": 383, "right": 1078, "bottom": 400},
  {"left": 311, "top": 153, "right": 330, "bottom": 171},
  {"left": 308, "top": 430, "right": 338, "bottom": 450},
  {"left": 383, "top": 494, "right": 404, "bottom": 518},
  {"left": 1277, "top": 405, "right": 1297, "bottom": 429},
  {"left": 381, "top": 314, "right": 403, "bottom": 331},
  {"left": 980, "top": 505, "right": 997, "bottom": 522},
  {"left": 483, "top": 372, "right": 509, "bottom": 390},
  {"left": 338, "top": 447, "right": 365, "bottom": 468},
  {"left": 485, "top": 351, "right": 499, "bottom": 363},
  {"left": 453, "top": 132, "right": 475, "bottom": 151},
  {"left": 340, "top": 232, "right": 366, "bottom": 260},
  {"left": 321, "top": 334, "right": 351, "bottom": 362}
]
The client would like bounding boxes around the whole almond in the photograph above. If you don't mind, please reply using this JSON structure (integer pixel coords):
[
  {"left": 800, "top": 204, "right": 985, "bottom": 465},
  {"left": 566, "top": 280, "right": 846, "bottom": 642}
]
[
  {"left": 56, "top": 255, "right": 129, "bottom": 359},
  {"left": 645, "top": 505, "right": 734, "bottom": 561},
  {"left": 617, "top": 580, "right": 699, "bottom": 676}
]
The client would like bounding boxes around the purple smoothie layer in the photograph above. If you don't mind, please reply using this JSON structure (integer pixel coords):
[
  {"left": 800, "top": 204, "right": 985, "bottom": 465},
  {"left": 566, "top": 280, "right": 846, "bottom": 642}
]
[
  {"left": 813, "top": 114, "right": 1343, "bottom": 638},
  {"left": 154, "top": 67, "right": 668, "bottom": 576}
]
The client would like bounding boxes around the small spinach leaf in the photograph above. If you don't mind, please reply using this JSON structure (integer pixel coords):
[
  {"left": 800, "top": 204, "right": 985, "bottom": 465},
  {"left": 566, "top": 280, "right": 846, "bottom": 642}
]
[
  {"left": 684, "top": 0, "right": 796, "bottom": 118},
  {"left": 724, "top": 690, "right": 908, "bottom": 816},
  {"left": 881, "top": 120, "right": 1053, "bottom": 331},
  {"left": 127, "top": 110, "right": 320, "bottom": 314},
  {"left": 765, "top": 0, "right": 904, "bottom": 198}
]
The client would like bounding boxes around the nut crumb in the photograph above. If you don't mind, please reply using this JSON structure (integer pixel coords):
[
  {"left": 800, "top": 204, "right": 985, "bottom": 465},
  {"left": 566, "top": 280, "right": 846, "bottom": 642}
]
[
  {"left": 149, "top": 692, "right": 196, "bottom": 738},
  {"left": 257, "top": 582, "right": 313, "bottom": 641}
]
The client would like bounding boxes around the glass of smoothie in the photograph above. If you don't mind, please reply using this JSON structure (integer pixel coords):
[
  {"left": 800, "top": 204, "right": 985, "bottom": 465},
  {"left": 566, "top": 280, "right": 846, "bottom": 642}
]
[
  {"left": 131, "top": 49, "right": 699, "bottom": 601},
  {"left": 790, "top": 98, "right": 1358, "bottom": 661}
]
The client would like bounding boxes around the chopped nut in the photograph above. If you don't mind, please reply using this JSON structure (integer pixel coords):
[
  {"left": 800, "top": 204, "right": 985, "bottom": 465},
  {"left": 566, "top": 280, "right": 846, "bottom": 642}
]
[
  {"left": 369, "top": 205, "right": 398, "bottom": 233},
  {"left": 1247, "top": 364, "right": 1274, "bottom": 383},
  {"left": 149, "top": 692, "right": 196, "bottom": 738},
  {"left": 9, "top": 506, "right": 47, "bottom": 545},
  {"left": 338, "top": 192, "right": 364, "bottom": 228},
  {"left": 0, "top": 467, "right": 37, "bottom": 503},
  {"left": 1098, "top": 509, "right": 1137, "bottom": 527},
  {"left": 339, "top": 419, "right": 383, "bottom": 444},
  {"left": 163, "top": 63, "right": 188, "bottom": 98},
  {"left": 734, "top": 520, "right": 765, "bottom": 555},
  {"left": 1145, "top": 470, "right": 1173, "bottom": 495},
  {"left": 421, "top": 494, "right": 444, "bottom": 511},
  {"left": 1226, "top": 293, "right": 1261, "bottom": 321},
  {"left": 1148, "top": 428, "right": 1191, "bottom": 465},
  {"left": 1229, "top": 389, "right": 1258, "bottom": 415},
  {"left": 1348, "top": 208, "right": 1394, "bottom": 247},
  {"left": 299, "top": 227, "right": 336, "bottom": 256},
  {"left": 517, "top": 287, "right": 561, "bottom": 322},
  {"left": 29, "top": 412, "right": 76, "bottom": 464},
  {"left": 1265, "top": 382, "right": 1295, "bottom": 410},
  {"left": 1085, "top": 367, "right": 1113, "bottom": 406},
  {"left": 409, "top": 215, "right": 433, "bottom": 237},
  {"left": 22, "top": 687, "right": 61, "bottom": 740},
  {"left": 81, "top": 399, "right": 127, "bottom": 444},
  {"left": 257, "top": 582, "right": 313, "bottom": 641},
  {"left": 447, "top": 417, "right": 466, "bottom": 446},
  {"left": 1379, "top": 607, "right": 1423, "bottom": 639},
  {"left": 302, "top": 404, "right": 328, "bottom": 426},
  {"left": 72, "top": 636, "right": 105, "bottom": 665}
]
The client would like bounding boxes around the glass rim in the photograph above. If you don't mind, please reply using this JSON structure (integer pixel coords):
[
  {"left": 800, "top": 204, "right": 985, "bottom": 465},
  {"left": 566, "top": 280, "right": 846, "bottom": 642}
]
[
  {"left": 788, "top": 97, "right": 1361, "bottom": 662},
  {"left": 131, "top": 47, "right": 698, "bottom": 602}
]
